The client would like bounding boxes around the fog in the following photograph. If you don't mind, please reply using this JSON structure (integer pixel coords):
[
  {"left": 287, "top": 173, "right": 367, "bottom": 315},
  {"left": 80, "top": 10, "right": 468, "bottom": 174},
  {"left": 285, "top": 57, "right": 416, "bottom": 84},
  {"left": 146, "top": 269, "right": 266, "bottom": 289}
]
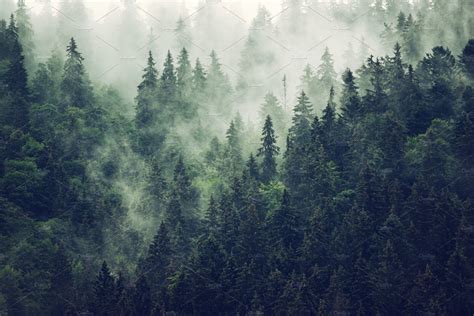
[
  {"left": 2, "top": 0, "right": 472, "bottom": 272},
  {"left": 1, "top": 0, "right": 395, "bottom": 115}
]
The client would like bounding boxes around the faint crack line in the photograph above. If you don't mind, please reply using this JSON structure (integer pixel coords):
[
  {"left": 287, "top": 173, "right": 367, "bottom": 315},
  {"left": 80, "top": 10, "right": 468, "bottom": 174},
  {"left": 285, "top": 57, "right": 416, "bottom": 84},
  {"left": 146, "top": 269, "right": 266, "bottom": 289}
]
[
  {"left": 266, "top": 36, "right": 290, "bottom": 51},
  {"left": 51, "top": 6, "right": 76, "bottom": 24},
  {"left": 222, "top": 35, "right": 246, "bottom": 52},
  {"left": 96, "top": 35, "right": 119, "bottom": 52},
  {"left": 267, "top": 62, "right": 292, "bottom": 79},
  {"left": 95, "top": 6, "right": 119, "bottom": 23},
  {"left": 136, "top": 5, "right": 161, "bottom": 23},
  {"left": 222, "top": 5, "right": 246, "bottom": 23},
  {"left": 307, "top": 35, "right": 332, "bottom": 52}
]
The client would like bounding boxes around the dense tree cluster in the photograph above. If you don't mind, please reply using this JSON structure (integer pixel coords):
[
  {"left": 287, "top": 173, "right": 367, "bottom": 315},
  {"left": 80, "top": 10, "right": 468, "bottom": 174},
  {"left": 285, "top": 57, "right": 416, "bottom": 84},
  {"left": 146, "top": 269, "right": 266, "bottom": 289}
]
[{"left": 1, "top": 0, "right": 474, "bottom": 315}]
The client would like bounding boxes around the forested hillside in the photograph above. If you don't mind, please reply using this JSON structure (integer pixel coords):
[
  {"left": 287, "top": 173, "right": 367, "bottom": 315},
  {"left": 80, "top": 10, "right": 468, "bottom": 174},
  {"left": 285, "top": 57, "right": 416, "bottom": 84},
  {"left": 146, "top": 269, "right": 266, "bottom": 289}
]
[{"left": 0, "top": 0, "right": 474, "bottom": 315}]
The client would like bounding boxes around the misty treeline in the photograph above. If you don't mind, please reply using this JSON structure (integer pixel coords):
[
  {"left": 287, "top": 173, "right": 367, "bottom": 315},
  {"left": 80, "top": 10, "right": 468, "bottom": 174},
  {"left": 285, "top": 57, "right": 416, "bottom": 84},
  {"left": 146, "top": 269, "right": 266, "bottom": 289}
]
[{"left": 1, "top": 0, "right": 474, "bottom": 315}]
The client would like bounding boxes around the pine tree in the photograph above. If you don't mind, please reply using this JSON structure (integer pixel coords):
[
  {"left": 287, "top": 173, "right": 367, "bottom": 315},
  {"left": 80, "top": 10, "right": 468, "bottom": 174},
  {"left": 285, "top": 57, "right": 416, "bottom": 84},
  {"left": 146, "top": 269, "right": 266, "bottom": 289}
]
[
  {"left": 246, "top": 153, "right": 259, "bottom": 182},
  {"left": 299, "top": 64, "right": 316, "bottom": 98},
  {"left": 206, "top": 50, "right": 232, "bottom": 112},
  {"left": 93, "top": 261, "right": 116, "bottom": 315},
  {"left": 289, "top": 91, "right": 313, "bottom": 145},
  {"left": 461, "top": 38, "right": 474, "bottom": 80},
  {"left": 176, "top": 47, "right": 192, "bottom": 99},
  {"left": 205, "top": 195, "right": 219, "bottom": 233},
  {"left": 225, "top": 120, "right": 244, "bottom": 176},
  {"left": 361, "top": 57, "right": 389, "bottom": 115},
  {"left": 373, "top": 240, "right": 406, "bottom": 314},
  {"left": 159, "top": 50, "right": 177, "bottom": 105},
  {"left": 316, "top": 47, "right": 337, "bottom": 101},
  {"left": 259, "top": 92, "right": 285, "bottom": 136},
  {"left": 172, "top": 156, "right": 198, "bottom": 216},
  {"left": 401, "top": 65, "right": 428, "bottom": 135},
  {"left": 237, "top": 203, "right": 265, "bottom": 266},
  {"left": 192, "top": 58, "right": 206, "bottom": 93},
  {"left": 218, "top": 193, "right": 240, "bottom": 254},
  {"left": 419, "top": 46, "right": 456, "bottom": 120},
  {"left": 142, "top": 221, "right": 173, "bottom": 290},
  {"left": 15, "top": 0, "right": 34, "bottom": 71},
  {"left": 132, "top": 276, "right": 152, "bottom": 316},
  {"left": 320, "top": 87, "right": 337, "bottom": 160},
  {"left": 445, "top": 236, "right": 473, "bottom": 315},
  {"left": 61, "top": 37, "right": 93, "bottom": 110},
  {"left": 31, "top": 63, "right": 54, "bottom": 104},
  {"left": 135, "top": 51, "right": 165, "bottom": 157},
  {"left": 340, "top": 69, "right": 361, "bottom": 123},
  {"left": 406, "top": 264, "right": 445, "bottom": 315},
  {"left": 2, "top": 15, "right": 29, "bottom": 130},
  {"left": 284, "top": 91, "right": 314, "bottom": 199},
  {"left": 267, "top": 190, "right": 300, "bottom": 257},
  {"left": 143, "top": 157, "right": 167, "bottom": 215},
  {"left": 258, "top": 115, "right": 279, "bottom": 184},
  {"left": 4, "top": 15, "right": 27, "bottom": 96},
  {"left": 455, "top": 87, "right": 474, "bottom": 169},
  {"left": 190, "top": 233, "right": 226, "bottom": 313}
]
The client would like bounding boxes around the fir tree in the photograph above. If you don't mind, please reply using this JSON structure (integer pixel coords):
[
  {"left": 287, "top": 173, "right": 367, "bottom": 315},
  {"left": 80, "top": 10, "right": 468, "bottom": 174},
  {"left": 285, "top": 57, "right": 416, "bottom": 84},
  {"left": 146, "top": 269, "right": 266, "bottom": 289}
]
[
  {"left": 192, "top": 58, "right": 206, "bottom": 93},
  {"left": 132, "top": 276, "right": 152, "bottom": 316},
  {"left": 176, "top": 47, "right": 192, "bottom": 99},
  {"left": 225, "top": 120, "right": 244, "bottom": 176},
  {"left": 142, "top": 221, "right": 173, "bottom": 290},
  {"left": 461, "top": 38, "right": 474, "bottom": 80},
  {"left": 93, "top": 261, "right": 116, "bottom": 315},
  {"left": 61, "top": 37, "right": 92, "bottom": 109},
  {"left": 258, "top": 115, "right": 279, "bottom": 184},
  {"left": 245, "top": 153, "right": 259, "bottom": 182},
  {"left": 340, "top": 69, "right": 361, "bottom": 123},
  {"left": 159, "top": 50, "right": 177, "bottom": 105},
  {"left": 316, "top": 47, "right": 337, "bottom": 100},
  {"left": 15, "top": 0, "right": 34, "bottom": 71}
]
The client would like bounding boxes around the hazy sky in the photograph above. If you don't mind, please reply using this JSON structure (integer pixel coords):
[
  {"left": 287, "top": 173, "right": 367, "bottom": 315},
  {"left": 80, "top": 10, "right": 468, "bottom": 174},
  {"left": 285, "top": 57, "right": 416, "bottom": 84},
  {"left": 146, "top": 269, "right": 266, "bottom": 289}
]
[{"left": 31, "top": 0, "right": 284, "bottom": 23}]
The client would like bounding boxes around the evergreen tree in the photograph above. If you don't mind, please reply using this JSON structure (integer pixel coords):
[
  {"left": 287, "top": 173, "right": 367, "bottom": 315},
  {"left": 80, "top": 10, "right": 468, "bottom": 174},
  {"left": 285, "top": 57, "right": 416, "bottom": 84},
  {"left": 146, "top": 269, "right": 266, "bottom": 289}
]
[
  {"left": 267, "top": 190, "right": 300, "bottom": 272},
  {"left": 159, "top": 50, "right": 177, "bottom": 106},
  {"left": 176, "top": 47, "right": 192, "bottom": 99},
  {"left": 205, "top": 195, "right": 219, "bottom": 233},
  {"left": 225, "top": 120, "right": 244, "bottom": 176},
  {"left": 132, "top": 276, "right": 152, "bottom": 316},
  {"left": 461, "top": 38, "right": 474, "bottom": 80},
  {"left": 93, "top": 261, "right": 116, "bottom": 316},
  {"left": 15, "top": 0, "right": 34, "bottom": 71},
  {"left": 320, "top": 87, "right": 338, "bottom": 161},
  {"left": 245, "top": 153, "right": 259, "bottom": 182},
  {"left": 373, "top": 240, "right": 406, "bottom": 314},
  {"left": 418, "top": 46, "right": 456, "bottom": 120},
  {"left": 192, "top": 58, "right": 206, "bottom": 93},
  {"left": 142, "top": 221, "right": 173, "bottom": 290},
  {"left": 2, "top": 15, "right": 29, "bottom": 130},
  {"left": 135, "top": 51, "right": 164, "bottom": 157},
  {"left": 285, "top": 91, "right": 313, "bottom": 199},
  {"left": 401, "top": 65, "right": 429, "bottom": 135},
  {"left": 299, "top": 64, "right": 316, "bottom": 98},
  {"left": 316, "top": 47, "right": 338, "bottom": 102},
  {"left": 136, "top": 51, "right": 158, "bottom": 128},
  {"left": 257, "top": 115, "right": 279, "bottom": 184},
  {"left": 340, "top": 69, "right": 361, "bottom": 123},
  {"left": 259, "top": 92, "right": 285, "bottom": 136},
  {"left": 60, "top": 37, "right": 93, "bottom": 110}
]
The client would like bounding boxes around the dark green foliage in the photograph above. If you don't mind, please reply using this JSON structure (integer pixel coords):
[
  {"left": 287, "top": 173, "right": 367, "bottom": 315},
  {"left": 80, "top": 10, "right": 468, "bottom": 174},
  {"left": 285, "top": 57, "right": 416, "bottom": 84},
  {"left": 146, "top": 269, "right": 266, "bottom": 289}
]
[
  {"left": 61, "top": 38, "right": 93, "bottom": 110},
  {"left": 93, "top": 261, "right": 116, "bottom": 315},
  {"left": 257, "top": 115, "right": 279, "bottom": 184},
  {"left": 461, "top": 39, "right": 474, "bottom": 80},
  {"left": 340, "top": 69, "right": 361, "bottom": 123},
  {"left": 0, "top": 10, "right": 474, "bottom": 315}
]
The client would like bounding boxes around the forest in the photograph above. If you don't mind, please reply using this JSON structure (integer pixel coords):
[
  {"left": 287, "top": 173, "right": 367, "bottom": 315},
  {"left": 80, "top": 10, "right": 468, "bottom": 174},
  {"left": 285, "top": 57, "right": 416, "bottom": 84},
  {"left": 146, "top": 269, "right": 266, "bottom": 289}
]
[{"left": 0, "top": 0, "right": 474, "bottom": 315}]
